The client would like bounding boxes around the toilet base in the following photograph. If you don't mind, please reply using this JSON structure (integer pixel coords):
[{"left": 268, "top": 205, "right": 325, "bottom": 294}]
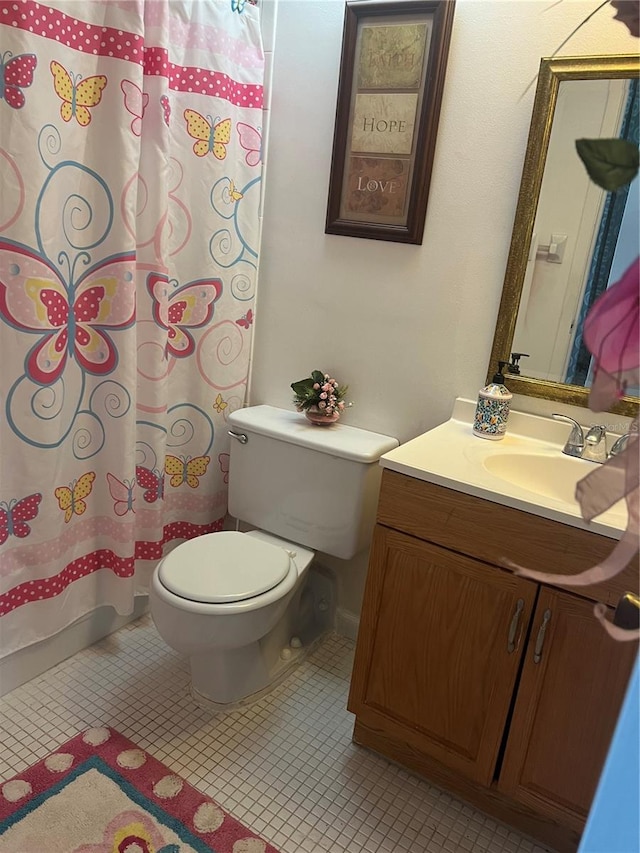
[
  {"left": 190, "top": 631, "right": 328, "bottom": 713},
  {"left": 187, "top": 563, "right": 335, "bottom": 711}
]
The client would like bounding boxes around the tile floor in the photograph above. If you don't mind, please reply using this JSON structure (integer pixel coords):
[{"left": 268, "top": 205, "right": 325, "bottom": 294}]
[{"left": 0, "top": 615, "right": 554, "bottom": 853}]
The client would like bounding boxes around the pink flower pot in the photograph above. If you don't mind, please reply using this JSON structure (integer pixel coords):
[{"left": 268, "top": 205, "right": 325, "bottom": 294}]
[{"left": 304, "top": 407, "right": 340, "bottom": 426}]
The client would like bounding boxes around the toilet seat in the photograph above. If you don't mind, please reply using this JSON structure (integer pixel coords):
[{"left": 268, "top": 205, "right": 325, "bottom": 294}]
[{"left": 158, "top": 531, "right": 291, "bottom": 604}]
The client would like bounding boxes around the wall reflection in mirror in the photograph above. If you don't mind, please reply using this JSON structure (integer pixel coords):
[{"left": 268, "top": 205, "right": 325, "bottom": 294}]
[
  {"left": 488, "top": 55, "right": 640, "bottom": 417},
  {"left": 513, "top": 76, "right": 638, "bottom": 389}
]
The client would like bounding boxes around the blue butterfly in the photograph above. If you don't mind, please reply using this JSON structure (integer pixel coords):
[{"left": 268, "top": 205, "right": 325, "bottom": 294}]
[{"left": 231, "top": 0, "right": 246, "bottom": 12}]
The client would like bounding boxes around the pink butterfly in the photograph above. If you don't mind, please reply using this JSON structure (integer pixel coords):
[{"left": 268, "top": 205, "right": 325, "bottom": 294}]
[
  {"left": 106, "top": 473, "right": 135, "bottom": 516},
  {"left": 147, "top": 273, "right": 222, "bottom": 358},
  {"left": 0, "top": 239, "right": 135, "bottom": 385},
  {"left": 160, "top": 94, "right": 171, "bottom": 127},
  {"left": 236, "top": 309, "right": 253, "bottom": 329},
  {"left": 0, "top": 493, "right": 42, "bottom": 545},
  {"left": 121, "top": 79, "right": 149, "bottom": 137},
  {"left": 0, "top": 51, "right": 37, "bottom": 109},
  {"left": 236, "top": 122, "right": 262, "bottom": 167},
  {"left": 136, "top": 465, "right": 164, "bottom": 503}
]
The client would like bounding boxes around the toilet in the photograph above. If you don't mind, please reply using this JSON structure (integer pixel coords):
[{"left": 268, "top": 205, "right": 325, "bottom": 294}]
[{"left": 150, "top": 404, "right": 398, "bottom": 709}]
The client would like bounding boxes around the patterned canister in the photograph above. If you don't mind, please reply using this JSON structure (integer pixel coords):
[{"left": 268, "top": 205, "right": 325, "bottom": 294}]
[{"left": 473, "top": 365, "right": 512, "bottom": 441}]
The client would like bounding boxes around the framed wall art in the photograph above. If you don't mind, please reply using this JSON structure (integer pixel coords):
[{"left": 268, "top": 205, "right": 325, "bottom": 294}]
[{"left": 325, "top": 0, "right": 456, "bottom": 244}]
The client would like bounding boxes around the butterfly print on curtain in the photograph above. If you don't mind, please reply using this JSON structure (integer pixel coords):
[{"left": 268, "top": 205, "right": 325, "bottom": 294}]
[
  {"left": 183, "top": 109, "right": 231, "bottom": 159},
  {"left": 0, "top": 240, "right": 136, "bottom": 385},
  {"left": 165, "top": 455, "right": 210, "bottom": 488},
  {"left": 106, "top": 473, "right": 136, "bottom": 516},
  {"left": 50, "top": 61, "right": 107, "bottom": 126},
  {"left": 0, "top": 50, "right": 37, "bottom": 109},
  {"left": 0, "top": 493, "right": 42, "bottom": 544},
  {"left": 136, "top": 466, "right": 165, "bottom": 504},
  {"left": 54, "top": 472, "right": 96, "bottom": 523},
  {"left": 147, "top": 272, "right": 222, "bottom": 359},
  {"left": 121, "top": 79, "right": 149, "bottom": 137},
  {"left": 235, "top": 308, "right": 253, "bottom": 328},
  {"left": 236, "top": 122, "right": 262, "bottom": 167}
]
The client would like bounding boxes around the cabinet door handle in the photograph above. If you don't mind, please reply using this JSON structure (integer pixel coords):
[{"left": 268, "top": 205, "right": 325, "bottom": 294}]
[
  {"left": 533, "top": 608, "right": 552, "bottom": 663},
  {"left": 507, "top": 598, "right": 525, "bottom": 653},
  {"left": 613, "top": 592, "right": 640, "bottom": 630}
]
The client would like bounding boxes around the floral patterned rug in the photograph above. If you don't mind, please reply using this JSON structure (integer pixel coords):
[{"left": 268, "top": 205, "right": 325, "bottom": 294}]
[{"left": 0, "top": 727, "right": 280, "bottom": 853}]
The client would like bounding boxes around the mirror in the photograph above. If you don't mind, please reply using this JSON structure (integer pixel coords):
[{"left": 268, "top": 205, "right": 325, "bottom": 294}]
[{"left": 488, "top": 54, "right": 640, "bottom": 417}]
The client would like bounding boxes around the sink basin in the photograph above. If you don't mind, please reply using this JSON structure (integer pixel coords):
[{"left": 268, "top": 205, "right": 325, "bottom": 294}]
[
  {"left": 483, "top": 452, "right": 627, "bottom": 517},
  {"left": 482, "top": 453, "right": 591, "bottom": 504}
]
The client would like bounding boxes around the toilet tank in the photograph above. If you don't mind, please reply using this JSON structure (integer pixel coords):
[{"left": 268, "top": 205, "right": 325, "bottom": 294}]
[{"left": 227, "top": 406, "right": 398, "bottom": 559}]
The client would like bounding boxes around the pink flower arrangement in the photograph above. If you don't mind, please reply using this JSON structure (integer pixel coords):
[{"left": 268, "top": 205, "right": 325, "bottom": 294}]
[{"left": 291, "top": 370, "right": 349, "bottom": 417}]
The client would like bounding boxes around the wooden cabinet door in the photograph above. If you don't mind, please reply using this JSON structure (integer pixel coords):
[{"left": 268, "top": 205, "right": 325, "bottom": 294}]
[
  {"left": 498, "top": 587, "right": 638, "bottom": 832},
  {"left": 348, "top": 525, "right": 537, "bottom": 785}
]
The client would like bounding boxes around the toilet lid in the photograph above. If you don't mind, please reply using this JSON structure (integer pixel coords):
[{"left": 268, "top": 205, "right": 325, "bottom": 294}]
[{"left": 158, "top": 531, "right": 291, "bottom": 604}]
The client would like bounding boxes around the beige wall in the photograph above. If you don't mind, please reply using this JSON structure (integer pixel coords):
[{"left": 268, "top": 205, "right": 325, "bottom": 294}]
[{"left": 251, "top": 0, "right": 637, "bottom": 619}]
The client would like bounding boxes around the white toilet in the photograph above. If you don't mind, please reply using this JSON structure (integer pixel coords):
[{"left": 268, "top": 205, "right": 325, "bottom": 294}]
[{"left": 150, "top": 405, "right": 398, "bottom": 709}]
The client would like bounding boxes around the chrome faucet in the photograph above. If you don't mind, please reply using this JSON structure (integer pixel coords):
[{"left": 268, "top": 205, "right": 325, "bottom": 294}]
[
  {"left": 551, "top": 414, "right": 584, "bottom": 458},
  {"left": 551, "top": 414, "right": 608, "bottom": 463},
  {"left": 609, "top": 432, "right": 632, "bottom": 458},
  {"left": 582, "top": 425, "right": 608, "bottom": 463}
]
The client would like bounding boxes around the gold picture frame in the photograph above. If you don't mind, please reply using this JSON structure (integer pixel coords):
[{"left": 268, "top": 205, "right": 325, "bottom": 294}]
[{"left": 325, "top": 0, "right": 456, "bottom": 245}]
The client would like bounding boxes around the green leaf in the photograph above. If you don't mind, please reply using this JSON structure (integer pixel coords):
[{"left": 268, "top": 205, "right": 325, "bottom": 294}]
[
  {"left": 291, "top": 378, "right": 314, "bottom": 397},
  {"left": 575, "top": 138, "right": 639, "bottom": 192},
  {"left": 311, "top": 370, "right": 325, "bottom": 384}
]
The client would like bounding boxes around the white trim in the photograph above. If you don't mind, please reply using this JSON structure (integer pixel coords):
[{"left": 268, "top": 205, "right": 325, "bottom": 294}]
[{"left": 0, "top": 597, "right": 148, "bottom": 698}]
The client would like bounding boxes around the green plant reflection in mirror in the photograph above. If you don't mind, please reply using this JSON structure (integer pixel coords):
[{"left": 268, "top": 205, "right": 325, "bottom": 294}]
[{"left": 488, "top": 54, "right": 640, "bottom": 417}]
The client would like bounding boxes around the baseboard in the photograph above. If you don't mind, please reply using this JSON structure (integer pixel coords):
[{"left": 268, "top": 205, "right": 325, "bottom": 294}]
[
  {"left": 336, "top": 607, "right": 360, "bottom": 642},
  {"left": 0, "top": 597, "right": 149, "bottom": 698}
]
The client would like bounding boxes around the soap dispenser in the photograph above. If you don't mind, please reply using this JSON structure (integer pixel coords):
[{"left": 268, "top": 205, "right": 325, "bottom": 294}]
[{"left": 473, "top": 362, "right": 513, "bottom": 440}]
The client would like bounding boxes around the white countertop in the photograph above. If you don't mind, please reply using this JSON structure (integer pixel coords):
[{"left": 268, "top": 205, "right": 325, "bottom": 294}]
[{"left": 380, "top": 399, "right": 628, "bottom": 540}]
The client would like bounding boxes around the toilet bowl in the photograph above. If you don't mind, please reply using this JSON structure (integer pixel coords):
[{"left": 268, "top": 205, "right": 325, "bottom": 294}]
[
  {"left": 150, "top": 529, "right": 315, "bottom": 708},
  {"left": 149, "top": 404, "right": 399, "bottom": 710}
]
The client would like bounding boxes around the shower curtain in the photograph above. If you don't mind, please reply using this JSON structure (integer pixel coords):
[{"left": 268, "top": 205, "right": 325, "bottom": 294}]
[{"left": 0, "top": 0, "right": 264, "bottom": 656}]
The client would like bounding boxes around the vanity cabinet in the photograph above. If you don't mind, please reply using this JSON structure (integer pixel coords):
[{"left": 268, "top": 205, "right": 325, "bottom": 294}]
[
  {"left": 348, "top": 470, "right": 638, "bottom": 853},
  {"left": 498, "top": 587, "right": 636, "bottom": 831},
  {"left": 350, "top": 526, "right": 538, "bottom": 786}
]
